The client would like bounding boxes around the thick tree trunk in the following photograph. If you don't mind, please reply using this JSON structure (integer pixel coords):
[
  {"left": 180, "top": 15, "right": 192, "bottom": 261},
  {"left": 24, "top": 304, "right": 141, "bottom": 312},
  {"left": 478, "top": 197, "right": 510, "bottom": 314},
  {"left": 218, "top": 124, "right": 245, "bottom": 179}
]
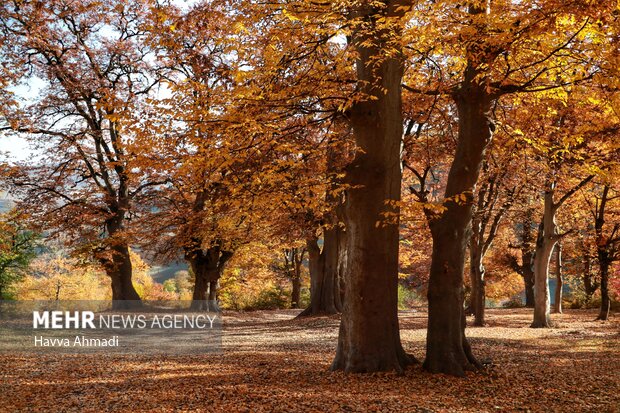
[
  {"left": 532, "top": 240, "right": 554, "bottom": 327},
  {"left": 332, "top": 2, "right": 414, "bottom": 373},
  {"left": 99, "top": 213, "right": 141, "bottom": 308},
  {"left": 209, "top": 280, "right": 219, "bottom": 303},
  {"left": 191, "top": 267, "right": 220, "bottom": 310},
  {"left": 103, "top": 243, "right": 141, "bottom": 309},
  {"left": 424, "top": 85, "right": 489, "bottom": 375},
  {"left": 553, "top": 243, "right": 563, "bottom": 314}
]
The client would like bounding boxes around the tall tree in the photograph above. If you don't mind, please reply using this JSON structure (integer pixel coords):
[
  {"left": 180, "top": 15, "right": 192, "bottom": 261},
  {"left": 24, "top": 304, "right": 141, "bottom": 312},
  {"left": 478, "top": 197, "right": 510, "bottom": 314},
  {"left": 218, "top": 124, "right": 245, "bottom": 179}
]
[
  {"left": 469, "top": 148, "right": 522, "bottom": 326},
  {"left": 331, "top": 1, "right": 414, "bottom": 373},
  {"left": 403, "top": 0, "right": 613, "bottom": 372},
  {"left": 0, "top": 0, "right": 163, "bottom": 305}
]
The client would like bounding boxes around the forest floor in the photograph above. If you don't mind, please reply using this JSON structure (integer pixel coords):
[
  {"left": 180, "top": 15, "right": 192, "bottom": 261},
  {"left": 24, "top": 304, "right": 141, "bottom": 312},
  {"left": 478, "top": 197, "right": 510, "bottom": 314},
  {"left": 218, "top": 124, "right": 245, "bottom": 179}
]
[{"left": 1, "top": 308, "right": 619, "bottom": 412}]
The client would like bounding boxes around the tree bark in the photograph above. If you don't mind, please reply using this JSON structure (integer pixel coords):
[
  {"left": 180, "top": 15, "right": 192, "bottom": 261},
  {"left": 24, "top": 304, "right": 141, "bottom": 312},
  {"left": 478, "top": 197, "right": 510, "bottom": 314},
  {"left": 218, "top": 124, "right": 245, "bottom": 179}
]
[
  {"left": 532, "top": 175, "right": 593, "bottom": 327},
  {"left": 532, "top": 180, "right": 561, "bottom": 328},
  {"left": 100, "top": 242, "right": 142, "bottom": 309},
  {"left": 331, "top": 1, "right": 415, "bottom": 373},
  {"left": 553, "top": 243, "right": 563, "bottom": 314},
  {"left": 423, "top": 77, "right": 490, "bottom": 375},
  {"left": 209, "top": 278, "right": 219, "bottom": 303},
  {"left": 98, "top": 211, "right": 141, "bottom": 308},
  {"left": 532, "top": 226, "right": 554, "bottom": 326}
]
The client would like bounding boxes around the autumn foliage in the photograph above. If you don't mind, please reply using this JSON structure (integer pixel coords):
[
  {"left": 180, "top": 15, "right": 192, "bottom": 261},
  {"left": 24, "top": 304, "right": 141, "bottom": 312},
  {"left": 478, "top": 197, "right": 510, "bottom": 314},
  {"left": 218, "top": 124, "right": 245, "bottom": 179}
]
[{"left": 0, "top": 0, "right": 619, "bottom": 388}]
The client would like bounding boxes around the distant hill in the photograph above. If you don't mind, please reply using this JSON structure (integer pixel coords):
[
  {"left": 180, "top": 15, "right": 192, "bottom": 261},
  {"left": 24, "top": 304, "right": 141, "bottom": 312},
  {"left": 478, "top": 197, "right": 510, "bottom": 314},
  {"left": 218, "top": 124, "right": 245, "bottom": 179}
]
[{"left": 149, "top": 261, "right": 189, "bottom": 283}]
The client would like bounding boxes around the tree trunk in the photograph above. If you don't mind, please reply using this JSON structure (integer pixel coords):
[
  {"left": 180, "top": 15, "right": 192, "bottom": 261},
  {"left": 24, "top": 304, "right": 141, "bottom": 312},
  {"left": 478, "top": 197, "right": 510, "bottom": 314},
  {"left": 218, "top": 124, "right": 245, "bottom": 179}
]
[
  {"left": 104, "top": 243, "right": 142, "bottom": 309},
  {"left": 596, "top": 185, "right": 612, "bottom": 321},
  {"left": 208, "top": 281, "right": 217, "bottom": 302},
  {"left": 583, "top": 254, "right": 597, "bottom": 306},
  {"left": 532, "top": 185, "right": 557, "bottom": 328},
  {"left": 291, "top": 260, "right": 302, "bottom": 309},
  {"left": 190, "top": 265, "right": 221, "bottom": 311},
  {"left": 298, "top": 233, "right": 342, "bottom": 316},
  {"left": 423, "top": 82, "right": 490, "bottom": 375},
  {"left": 521, "top": 211, "right": 536, "bottom": 307},
  {"left": 186, "top": 244, "right": 232, "bottom": 311},
  {"left": 469, "top": 245, "right": 486, "bottom": 326},
  {"left": 553, "top": 243, "right": 563, "bottom": 314},
  {"left": 332, "top": 2, "right": 414, "bottom": 373},
  {"left": 597, "top": 258, "right": 611, "bottom": 321},
  {"left": 522, "top": 250, "right": 535, "bottom": 307}
]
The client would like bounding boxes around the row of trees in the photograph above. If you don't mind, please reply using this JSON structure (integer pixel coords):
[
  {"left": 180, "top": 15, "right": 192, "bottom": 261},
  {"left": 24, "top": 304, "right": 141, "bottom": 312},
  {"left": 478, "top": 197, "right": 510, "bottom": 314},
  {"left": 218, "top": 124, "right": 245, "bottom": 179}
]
[{"left": 1, "top": 0, "right": 618, "bottom": 376}]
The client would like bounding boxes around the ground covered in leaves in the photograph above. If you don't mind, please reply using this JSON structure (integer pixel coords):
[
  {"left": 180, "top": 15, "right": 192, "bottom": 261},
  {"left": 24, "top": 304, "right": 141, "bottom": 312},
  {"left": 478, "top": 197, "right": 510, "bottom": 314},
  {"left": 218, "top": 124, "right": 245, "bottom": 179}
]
[{"left": 1, "top": 308, "right": 619, "bottom": 412}]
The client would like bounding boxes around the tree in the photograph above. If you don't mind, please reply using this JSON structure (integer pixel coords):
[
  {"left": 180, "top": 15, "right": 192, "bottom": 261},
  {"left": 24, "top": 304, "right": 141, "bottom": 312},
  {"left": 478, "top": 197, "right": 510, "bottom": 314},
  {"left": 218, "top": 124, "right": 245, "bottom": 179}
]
[
  {"left": 401, "top": 0, "right": 614, "bottom": 372},
  {"left": 283, "top": 246, "right": 306, "bottom": 309},
  {"left": 0, "top": 211, "right": 38, "bottom": 299},
  {"left": 227, "top": 0, "right": 413, "bottom": 371},
  {"left": 507, "top": 207, "right": 537, "bottom": 307},
  {"left": 0, "top": 0, "right": 164, "bottom": 306},
  {"left": 514, "top": 84, "right": 618, "bottom": 327},
  {"left": 468, "top": 141, "right": 523, "bottom": 326},
  {"left": 299, "top": 145, "right": 349, "bottom": 317},
  {"left": 591, "top": 185, "right": 619, "bottom": 320},
  {"left": 531, "top": 174, "right": 593, "bottom": 327},
  {"left": 330, "top": 1, "right": 416, "bottom": 373}
]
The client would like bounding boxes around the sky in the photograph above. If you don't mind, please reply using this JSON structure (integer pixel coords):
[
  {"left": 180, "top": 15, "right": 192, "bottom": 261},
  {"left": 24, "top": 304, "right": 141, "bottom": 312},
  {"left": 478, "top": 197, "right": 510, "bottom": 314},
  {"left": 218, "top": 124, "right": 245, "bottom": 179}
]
[{"left": 0, "top": 77, "right": 46, "bottom": 163}]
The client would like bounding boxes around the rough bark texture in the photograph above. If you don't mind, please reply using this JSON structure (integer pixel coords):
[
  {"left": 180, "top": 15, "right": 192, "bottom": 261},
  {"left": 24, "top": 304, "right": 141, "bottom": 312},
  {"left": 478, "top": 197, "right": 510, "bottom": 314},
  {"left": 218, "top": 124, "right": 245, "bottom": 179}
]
[
  {"left": 100, "top": 242, "right": 141, "bottom": 309},
  {"left": 98, "top": 214, "right": 141, "bottom": 309},
  {"left": 423, "top": 75, "right": 490, "bottom": 375},
  {"left": 553, "top": 243, "right": 563, "bottom": 314},
  {"left": 331, "top": 1, "right": 415, "bottom": 373}
]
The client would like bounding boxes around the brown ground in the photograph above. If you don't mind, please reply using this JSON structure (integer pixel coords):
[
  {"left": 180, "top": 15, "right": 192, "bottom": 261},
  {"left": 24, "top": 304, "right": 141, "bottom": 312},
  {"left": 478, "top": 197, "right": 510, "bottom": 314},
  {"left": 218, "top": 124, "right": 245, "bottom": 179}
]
[{"left": 1, "top": 308, "right": 619, "bottom": 412}]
